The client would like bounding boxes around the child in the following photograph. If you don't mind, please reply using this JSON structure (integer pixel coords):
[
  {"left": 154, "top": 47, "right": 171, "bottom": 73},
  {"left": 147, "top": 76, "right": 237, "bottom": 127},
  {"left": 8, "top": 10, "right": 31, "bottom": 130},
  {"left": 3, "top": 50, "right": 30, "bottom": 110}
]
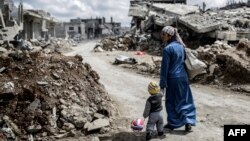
[{"left": 143, "top": 81, "right": 164, "bottom": 140}]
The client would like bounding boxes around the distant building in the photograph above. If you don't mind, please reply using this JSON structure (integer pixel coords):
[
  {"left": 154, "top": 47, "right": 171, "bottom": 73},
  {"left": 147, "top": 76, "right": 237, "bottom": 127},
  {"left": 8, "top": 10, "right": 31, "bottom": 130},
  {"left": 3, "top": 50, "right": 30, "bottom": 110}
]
[
  {"left": 81, "top": 18, "right": 103, "bottom": 39},
  {"left": 130, "top": 0, "right": 187, "bottom": 5},
  {"left": 64, "top": 18, "right": 85, "bottom": 40},
  {"left": 0, "top": 0, "right": 23, "bottom": 43}
]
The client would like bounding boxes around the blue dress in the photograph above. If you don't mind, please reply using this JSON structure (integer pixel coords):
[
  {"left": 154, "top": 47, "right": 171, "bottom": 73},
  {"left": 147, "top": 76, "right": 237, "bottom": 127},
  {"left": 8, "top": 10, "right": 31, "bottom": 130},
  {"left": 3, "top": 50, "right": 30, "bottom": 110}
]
[{"left": 160, "top": 39, "right": 196, "bottom": 128}]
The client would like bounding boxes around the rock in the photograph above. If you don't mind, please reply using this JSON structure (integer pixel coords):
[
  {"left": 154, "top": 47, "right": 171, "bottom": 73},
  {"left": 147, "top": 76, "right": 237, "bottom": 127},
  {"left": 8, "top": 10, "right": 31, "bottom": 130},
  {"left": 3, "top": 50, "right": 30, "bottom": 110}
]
[
  {"left": 28, "top": 134, "right": 34, "bottom": 141},
  {"left": 52, "top": 82, "right": 62, "bottom": 87},
  {"left": 100, "top": 127, "right": 110, "bottom": 134},
  {"left": 63, "top": 123, "right": 75, "bottom": 131},
  {"left": 209, "top": 64, "right": 219, "bottom": 76},
  {"left": 37, "top": 81, "right": 49, "bottom": 86},
  {"left": 0, "top": 127, "right": 16, "bottom": 139},
  {"left": 0, "top": 47, "right": 8, "bottom": 53},
  {"left": 87, "top": 119, "right": 110, "bottom": 132},
  {"left": 237, "top": 38, "right": 249, "bottom": 51},
  {"left": 72, "top": 117, "right": 87, "bottom": 129},
  {"left": 94, "top": 113, "right": 105, "bottom": 119},
  {"left": 204, "top": 45, "right": 210, "bottom": 48},
  {"left": 4, "top": 82, "right": 14, "bottom": 90},
  {"left": 94, "top": 47, "right": 104, "bottom": 52},
  {"left": 52, "top": 72, "right": 60, "bottom": 80},
  {"left": 239, "top": 85, "right": 250, "bottom": 93},
  {"left": 211, "top": 44, "right": 220, "bottom": 49},
  {"left": 59, "top": 99, "right": 67, "bottom": 105},
  {"left": 3, "top": 115, "right": 21, "bottom": 136},
  {"left": 67, "top": 61, "right": 74, "bottom": 68},
  {"left": 26, "top": 99, "right": 41, "bottom": 112},
  {"left": 54, "top": 133, "right": 69, "bottom": 139},
  {"left": 84, "top": 122, "right": 91, "bottom": 130},
  {"left": 27, "top": 124, "right": 42, "bottom": 133},
  {"left": 91, "top": 137, "right": 100, "bottom": 141},
  {"left": 0, "top": 67, "right": 6, "bottom": 73},
  {"left": 42, "top": 132, "right": 48, "bottom": 137}
]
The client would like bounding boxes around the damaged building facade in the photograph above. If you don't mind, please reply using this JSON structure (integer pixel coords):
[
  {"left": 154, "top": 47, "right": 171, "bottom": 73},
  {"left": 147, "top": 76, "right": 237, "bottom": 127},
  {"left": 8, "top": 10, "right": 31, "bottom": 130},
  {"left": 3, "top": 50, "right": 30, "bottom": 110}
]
[
  {"left": 23, "top": 10, "right": 57, "bottom": 41},
  {"left": 0, "top": 0, "right": 58, "bottom": 44},
  {"left": 64, "top": 18, "right": 86, "bottom": 41},
  {"left": 0, "top": 0, "right": 23, "bottom": 44}
]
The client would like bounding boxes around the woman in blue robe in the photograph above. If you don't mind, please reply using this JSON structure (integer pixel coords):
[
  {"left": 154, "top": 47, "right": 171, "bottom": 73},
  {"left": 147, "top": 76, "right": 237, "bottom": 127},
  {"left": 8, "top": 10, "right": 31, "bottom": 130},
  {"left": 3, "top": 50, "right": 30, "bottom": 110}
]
[{"left": 159, "top": 26, "right": 196, "bottom": 132}]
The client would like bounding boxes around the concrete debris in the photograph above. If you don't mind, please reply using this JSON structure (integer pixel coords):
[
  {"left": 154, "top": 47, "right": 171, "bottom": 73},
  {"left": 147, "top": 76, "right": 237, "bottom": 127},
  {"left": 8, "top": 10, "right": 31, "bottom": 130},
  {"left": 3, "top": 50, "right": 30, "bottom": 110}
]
[
  {"left": 27, "top": 124, "right": 42, "bottom": 133},
  {"left": 37, "top": 81, "right": 49, "bottom": 86},
  {"left": 114, "top": 55, "right": 137, "bottom": 65},
  {"left": 94, "top": 33, "right": 162, "bottom": 55},
  {"left": 0, "top": 67, "right": 6, "bottom": 73},
  {"left": 94, "top": 113, "right": 105, "bottom": 119},
  {"left": 179, "top": 14, "right": 221, "bottom": 33},
  {"left": 194, "top": 40, "right": 250, "bottom": 85},
  {"left": 0, "top": 127, "right": 15, "bottom": 140},
  {"left": 106, "top": 37, "right": 250, "bottom": 90},
  {"left": 87, "top": 119, "right": 110, "bottom": 132},
  {"left": 0, "top": 52, "right": 115, "bottom": 140},
  {"left": 237, "top": 38, "right": 250, "bottom": 56},
  {"left": 91, "top": 137, "right": 100, "bottom": 141},
  {"left": 128, "top": 2, "right": 249, "bottom": 44}
]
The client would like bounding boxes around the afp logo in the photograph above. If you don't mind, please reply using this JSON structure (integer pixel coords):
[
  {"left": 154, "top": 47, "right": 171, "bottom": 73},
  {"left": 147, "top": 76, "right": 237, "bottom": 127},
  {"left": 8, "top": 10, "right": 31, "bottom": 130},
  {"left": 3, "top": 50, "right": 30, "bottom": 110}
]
[{"left": 224, "top": 125, "right": 250, "bottom": 141}]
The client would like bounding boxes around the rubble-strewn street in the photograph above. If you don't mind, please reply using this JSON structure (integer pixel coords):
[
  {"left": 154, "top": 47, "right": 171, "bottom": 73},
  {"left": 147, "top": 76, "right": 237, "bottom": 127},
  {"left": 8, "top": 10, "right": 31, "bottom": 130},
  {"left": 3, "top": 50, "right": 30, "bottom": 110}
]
[
  {"left": 66, "top": 40, "right": 250, "bottom": 141},
  {"left": 94, "top": 34, "right": 250, "bottom": 93}
]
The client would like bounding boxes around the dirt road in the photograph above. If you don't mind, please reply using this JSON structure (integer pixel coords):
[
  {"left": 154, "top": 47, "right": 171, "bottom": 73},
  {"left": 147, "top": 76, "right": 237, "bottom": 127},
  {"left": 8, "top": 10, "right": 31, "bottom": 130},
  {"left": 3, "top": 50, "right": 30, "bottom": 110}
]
[{"left": 65, "top": 40, "right": 250, "bottom": 141}]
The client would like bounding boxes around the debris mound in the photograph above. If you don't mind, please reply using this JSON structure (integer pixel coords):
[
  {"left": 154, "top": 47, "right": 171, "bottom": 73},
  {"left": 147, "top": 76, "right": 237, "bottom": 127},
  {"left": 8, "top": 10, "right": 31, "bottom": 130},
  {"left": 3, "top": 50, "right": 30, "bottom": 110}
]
[{"left": 0, "top": 52, "right": 115, "bottom": 140}]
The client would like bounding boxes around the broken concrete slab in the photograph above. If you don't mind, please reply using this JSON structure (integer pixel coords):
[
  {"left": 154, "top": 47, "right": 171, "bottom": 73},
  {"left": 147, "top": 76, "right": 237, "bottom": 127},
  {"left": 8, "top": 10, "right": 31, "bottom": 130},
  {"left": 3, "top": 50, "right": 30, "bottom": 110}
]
[
  {"left": 27, "top": 124, "right": 42, "bottom": 133},
  {"left": 3, "top": 116, "right": 21, "bottom": 136},
  {"left": 216, "top": 31, "right": 237, "bottom": 41},
  {"left": 37, "top": 81, "right": 49, "bottom": 86},
  {"left": 152, "top": 3, "right": 199, "bottom": 16},
  {"left": 52, "top": 72, "right": 60, "bottom": 80},
  {"left": 91, "top": 137, "right": 100, "bottom": 141},
  {"left": 114, "top": 55, "right": 137, "bottom": 65},
  {"left": 154, "top": 16, "right": 175, "bottom": 26},
  {"left": 94, "top": 113, "right": 105, "bottom": 119},
  {"left": 0, "top": 127, "right": 16, "bottom": 139},
  {"left": 0, "top": 47, "right": 7, "bottom": 53},
  {"left": 128, "top": 5, "right": 148, "bottom": 18},
  {"left": 179, "top": 14, "right": 221, "bottom": 33},
  {"left": 0, "top": 67, "right": 6, "bottom": 73},
  {"left": 87, "top": 119, "right": 110, "bottom": 132}
]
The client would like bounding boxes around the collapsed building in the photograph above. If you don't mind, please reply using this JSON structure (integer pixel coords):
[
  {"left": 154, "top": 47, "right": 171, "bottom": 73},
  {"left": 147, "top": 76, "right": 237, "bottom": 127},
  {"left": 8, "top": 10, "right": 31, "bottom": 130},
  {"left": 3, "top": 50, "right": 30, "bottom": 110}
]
[
  {"left": 128, "top": 0, "right": 250, "bottom": 47},
  {"left": 94, "top": 0, "right": 250, "bottom": 91}
]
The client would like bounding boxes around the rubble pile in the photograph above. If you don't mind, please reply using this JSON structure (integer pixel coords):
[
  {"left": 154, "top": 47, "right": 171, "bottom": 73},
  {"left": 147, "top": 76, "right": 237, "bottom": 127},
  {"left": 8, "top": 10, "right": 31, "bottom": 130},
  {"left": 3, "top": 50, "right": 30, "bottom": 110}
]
[
  {"left": 116, "top": 57, "right": 161, "bottom": 77},
  {"left": 94, "top": 34, "right": 162, "bottom": 55},
  {"left": 94, "top": 35, "right": 136, "bottom": 52},
  {"left": 30, "top": 38, "right": 77, "bottom": 54},
  {"left": 194, "top": 39, "right": 250, "bottom": 85},
  {"left": 0, "top": 38, "right": 77, "bottom": 58},
  {"left": 0, "top": 52, "right": 115, "bottom": 140}
]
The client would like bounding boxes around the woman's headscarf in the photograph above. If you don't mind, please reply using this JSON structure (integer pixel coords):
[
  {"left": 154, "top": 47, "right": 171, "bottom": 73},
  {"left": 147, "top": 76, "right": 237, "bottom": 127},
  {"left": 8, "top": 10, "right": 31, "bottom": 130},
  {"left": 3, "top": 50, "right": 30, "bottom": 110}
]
[{"left": 162, "top": 26, "right": 186, "bottom": 48}]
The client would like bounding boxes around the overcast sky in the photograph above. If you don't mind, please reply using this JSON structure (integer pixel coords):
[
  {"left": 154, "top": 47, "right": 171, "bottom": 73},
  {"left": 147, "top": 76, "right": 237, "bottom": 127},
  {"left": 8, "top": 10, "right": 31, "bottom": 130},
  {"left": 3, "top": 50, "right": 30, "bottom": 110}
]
[{"left": 13, "top": 0, "right": 248, "bottom": 27}]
